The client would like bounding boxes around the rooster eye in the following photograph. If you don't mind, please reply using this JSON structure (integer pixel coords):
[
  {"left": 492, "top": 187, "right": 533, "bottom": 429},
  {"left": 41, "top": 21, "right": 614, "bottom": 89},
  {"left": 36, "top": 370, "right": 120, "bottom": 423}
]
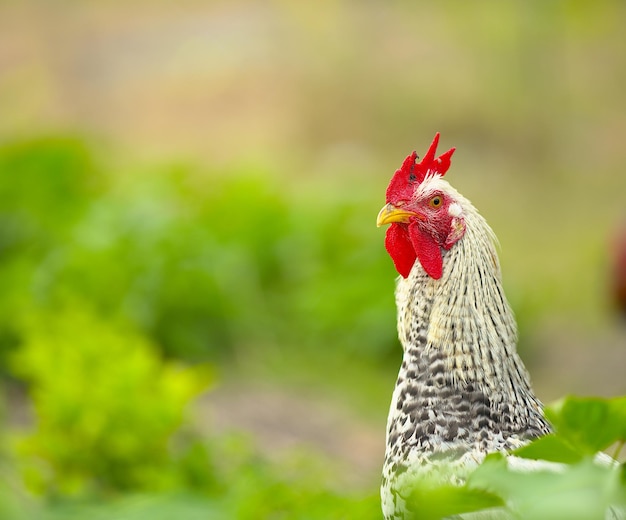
[{"left": 429, "top": 195, "right": 443, "bottom": 208}]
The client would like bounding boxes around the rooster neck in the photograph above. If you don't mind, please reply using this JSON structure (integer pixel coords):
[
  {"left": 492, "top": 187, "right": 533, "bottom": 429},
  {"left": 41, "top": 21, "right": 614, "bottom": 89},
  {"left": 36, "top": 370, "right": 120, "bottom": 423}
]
[{"left": 396, "top": 209, "right": 533, "bottom": 397}]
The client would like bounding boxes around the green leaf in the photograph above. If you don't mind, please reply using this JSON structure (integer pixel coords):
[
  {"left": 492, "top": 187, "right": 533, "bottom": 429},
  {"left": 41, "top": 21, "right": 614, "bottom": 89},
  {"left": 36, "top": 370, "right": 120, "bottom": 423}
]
[
  {"left": 406, "top": 479, "right": 505, "bottom": 520},
  {"left": 546, "top": 396, "right": 626, "bottom": 454},
  {"left": 468, "top": 454, "right": 625, "bottom": 520},
  {"left": 513, "top": 433, "right": 583, "bottom": 464}
]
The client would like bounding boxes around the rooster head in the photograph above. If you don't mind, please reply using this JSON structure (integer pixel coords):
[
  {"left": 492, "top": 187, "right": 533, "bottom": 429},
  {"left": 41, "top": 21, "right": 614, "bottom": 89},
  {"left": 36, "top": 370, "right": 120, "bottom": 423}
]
[{"left": 377, "top": 133, "right": 465, "bottom": 279}]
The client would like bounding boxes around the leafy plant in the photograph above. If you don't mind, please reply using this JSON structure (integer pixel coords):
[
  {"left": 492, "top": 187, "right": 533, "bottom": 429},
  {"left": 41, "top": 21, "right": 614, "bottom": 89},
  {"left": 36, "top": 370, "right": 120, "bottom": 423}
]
[
  {"left": 11, "top": 305, "right": 213, "bottom": 496},
  {"left": 0, "top": 137, "right": 104, "bottom": 374},
  {"left": 0, "top": 136, "right": 397, "bottom": 367},
  {"left": 545, "top": 396, "right": 626, "bottom": 458}
]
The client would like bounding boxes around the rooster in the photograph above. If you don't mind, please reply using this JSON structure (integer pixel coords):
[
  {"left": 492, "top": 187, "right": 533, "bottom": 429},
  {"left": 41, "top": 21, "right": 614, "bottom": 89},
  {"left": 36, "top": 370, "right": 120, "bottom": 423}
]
[{"left": 376, "top": 134, "right": 552, "bottom": 519}]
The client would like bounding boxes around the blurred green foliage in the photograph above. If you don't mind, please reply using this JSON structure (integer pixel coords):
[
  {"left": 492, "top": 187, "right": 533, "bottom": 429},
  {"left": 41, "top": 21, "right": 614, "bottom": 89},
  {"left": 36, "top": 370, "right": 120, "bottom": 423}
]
[
  {"left": 0, "top": 136, "right": 396, "bottom": 367},
  {"left": 465, "top": 454, "right": 624, "bottom": 520},
  {"left": 545, "top": 396, "right": 626, "bottom": 457},
  {"left": 0, "top": 137, "right": 101, "bottom": 370},
  {"left": 12, "top": 306, "right": 213, "bottom": 496},
  {"left": 0, "top": 136, "right": 390, "bottom": 518}
]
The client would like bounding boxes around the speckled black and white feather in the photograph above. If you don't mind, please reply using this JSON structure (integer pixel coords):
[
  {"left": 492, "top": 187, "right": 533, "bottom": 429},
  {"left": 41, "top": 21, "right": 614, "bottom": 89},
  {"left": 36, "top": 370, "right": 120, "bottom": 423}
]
[{"left": 381, "top": 176, "right": 551, "bottom": 519}]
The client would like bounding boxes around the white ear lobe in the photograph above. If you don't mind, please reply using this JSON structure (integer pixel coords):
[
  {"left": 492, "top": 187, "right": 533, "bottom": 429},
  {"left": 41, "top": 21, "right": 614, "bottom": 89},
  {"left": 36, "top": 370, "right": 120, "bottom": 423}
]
[{"left": 448, "top": 202, "right": 462, "bottom": 217}]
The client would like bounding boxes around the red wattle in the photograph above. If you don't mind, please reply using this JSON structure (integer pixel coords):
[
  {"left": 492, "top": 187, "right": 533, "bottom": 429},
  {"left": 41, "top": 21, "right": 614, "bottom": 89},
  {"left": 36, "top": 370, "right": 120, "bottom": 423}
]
[
  {"left": 385, "top": 224, "right": 417, "bottom": 278},
  {"left": 408, "top": 223, "right": 443, "bottom": 279}
]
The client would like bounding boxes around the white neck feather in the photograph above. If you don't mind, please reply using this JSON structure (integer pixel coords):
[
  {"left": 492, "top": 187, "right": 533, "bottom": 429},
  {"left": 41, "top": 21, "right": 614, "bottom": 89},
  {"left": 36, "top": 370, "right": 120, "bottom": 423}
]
[{"left": 395, "top": 192, "right": 534, "bottom": 397}]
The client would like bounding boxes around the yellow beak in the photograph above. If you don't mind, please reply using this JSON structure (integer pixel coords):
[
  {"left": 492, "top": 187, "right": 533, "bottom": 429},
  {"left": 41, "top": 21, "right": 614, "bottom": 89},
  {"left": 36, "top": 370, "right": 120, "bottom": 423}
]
[{"left": 376, "top": 203, "right": 419, "bottom": 227}]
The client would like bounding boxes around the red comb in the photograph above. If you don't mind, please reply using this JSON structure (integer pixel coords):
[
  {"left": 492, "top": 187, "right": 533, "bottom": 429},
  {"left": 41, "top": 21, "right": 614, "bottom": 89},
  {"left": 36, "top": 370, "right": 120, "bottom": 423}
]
[{"left": 385, "top": 133, "right": 456, "bottom": 204}]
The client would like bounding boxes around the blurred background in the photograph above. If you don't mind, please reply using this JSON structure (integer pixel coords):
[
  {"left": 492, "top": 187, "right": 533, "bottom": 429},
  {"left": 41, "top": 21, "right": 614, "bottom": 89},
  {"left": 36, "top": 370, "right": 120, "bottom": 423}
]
[{"left": 1, "top": 1, "right": 625, "bottom": 518}]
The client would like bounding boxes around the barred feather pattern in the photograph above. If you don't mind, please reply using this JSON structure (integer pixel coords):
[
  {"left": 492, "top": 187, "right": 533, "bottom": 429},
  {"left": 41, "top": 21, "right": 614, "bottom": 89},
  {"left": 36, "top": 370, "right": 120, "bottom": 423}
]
[{"left": 380, "top": 178, "right": 551, "bottom": 520}]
